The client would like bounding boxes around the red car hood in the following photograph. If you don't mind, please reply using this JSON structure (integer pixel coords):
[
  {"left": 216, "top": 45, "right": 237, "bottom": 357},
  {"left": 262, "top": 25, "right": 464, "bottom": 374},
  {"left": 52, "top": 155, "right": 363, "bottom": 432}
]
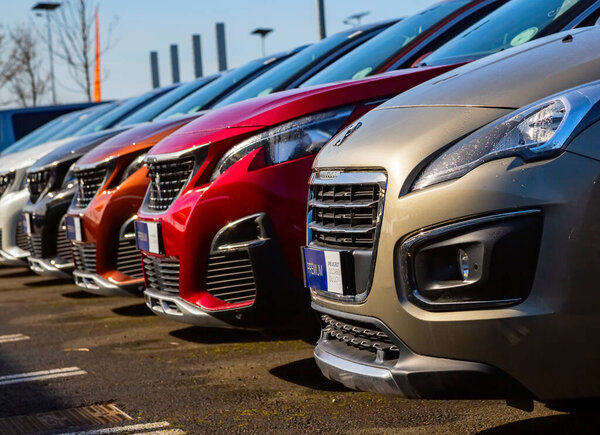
[
  {"left": 149, "top": 64, "right": 462, "bottom": 156},
  {"left": 77, "top": 114, "right": 201, "bottom": 165}
]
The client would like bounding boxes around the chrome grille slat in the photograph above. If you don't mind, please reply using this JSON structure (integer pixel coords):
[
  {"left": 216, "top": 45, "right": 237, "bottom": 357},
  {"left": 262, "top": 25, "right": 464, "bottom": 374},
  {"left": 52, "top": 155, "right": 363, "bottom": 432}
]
[
  {"left": 71, "top": 243, "right": 96, "bottom": 273},
  {"left": 74, "top": 167, "right": 108, "bottom": 208},
  {"left": 56, "top": 215, "right": 72, "bottom": 262},
  {"left": 15, "top": 220, "right": 30, "bottom": 253},
  {"left": 142, "top": 255, "right": 180, "bottom": 294},
  {"left": 116, "top": 239, "right": 143, "bottom": 278},
  {"left": 28, "top": 234, "right": 43, "bottom": 258},
  {"left": 206, "top": 251, "right": 256, "bottom": 304},
  {"left": 145, "top": 158, "right": 194, "bottom": 212},
  {"left": 309, "top": 173, "right": 385, "bottom": 249},
  {"left": 27, "top": 169, "right": 52, "bottom": 203}
]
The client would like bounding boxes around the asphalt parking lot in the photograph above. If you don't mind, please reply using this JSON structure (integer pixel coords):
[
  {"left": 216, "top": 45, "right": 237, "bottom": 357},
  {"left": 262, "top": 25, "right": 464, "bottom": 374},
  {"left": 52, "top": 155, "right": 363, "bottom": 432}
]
[{"left": 1, "top": 266, "right": 599, "bottom": 434}]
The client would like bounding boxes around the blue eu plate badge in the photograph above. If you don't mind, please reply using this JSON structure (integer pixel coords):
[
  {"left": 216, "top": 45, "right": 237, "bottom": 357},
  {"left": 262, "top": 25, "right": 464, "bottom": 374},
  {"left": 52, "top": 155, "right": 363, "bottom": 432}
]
[
  {"left": 135, "top": 220, "right": 162, "bottom": 254},
  {"left": 65, "top": 216, "right": 83, "bottom": 241},
  {"left": 302, "top": 247, "right": 345, "bottom": 294}
]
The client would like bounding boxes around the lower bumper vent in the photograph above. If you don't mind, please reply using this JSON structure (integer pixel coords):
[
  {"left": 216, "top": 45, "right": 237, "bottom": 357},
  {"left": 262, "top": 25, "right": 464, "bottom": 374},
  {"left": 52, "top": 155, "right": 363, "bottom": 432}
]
[
  {"left": 206, "top": 250, "right": 256, "bottom": 304},
  {"left": 142, "top": 255, "right": 180, "bottom": 295},
  {"left": 321, "top": 314, "right": 399, "bottom": 357},
  {"left": 72, "top": 243, "right": 96, "bottom": 273}
]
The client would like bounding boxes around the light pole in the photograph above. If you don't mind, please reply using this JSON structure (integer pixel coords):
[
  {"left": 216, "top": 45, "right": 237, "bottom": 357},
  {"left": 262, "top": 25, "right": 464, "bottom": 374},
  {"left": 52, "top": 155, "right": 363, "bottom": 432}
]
[
  {"left": 316, "top": 0, "right": 326, "bottom": 39},
  {"left": 251, "top": 28, "right": 274, "bottom": 57},
  {"left": 32, "top": 2, "right": 61, "bottom": 105},
  {"left": 343, "top": 11, "right": 370, "bottom": 27}
]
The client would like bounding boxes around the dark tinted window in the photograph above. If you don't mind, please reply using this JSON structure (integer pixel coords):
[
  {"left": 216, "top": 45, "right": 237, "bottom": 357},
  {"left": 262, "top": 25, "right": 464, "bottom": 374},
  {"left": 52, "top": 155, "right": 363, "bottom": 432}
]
[
  {"left": 74, "top": 86, "right": 176, "bottom": 136},
  {"left": 213, "top": 28, "right": 381, "bottom": 108},
  {"left": 422, "top": 0, "right": 590, "bottom": 66},
  {"left": 301, "top": 0, "right": 472, "bottom": 87},
  {"left": 117, "top": 76, "right": 219, "bottom": 126},
  {"left": 155, "top": 54, "right": 292, "bottom": 120}
]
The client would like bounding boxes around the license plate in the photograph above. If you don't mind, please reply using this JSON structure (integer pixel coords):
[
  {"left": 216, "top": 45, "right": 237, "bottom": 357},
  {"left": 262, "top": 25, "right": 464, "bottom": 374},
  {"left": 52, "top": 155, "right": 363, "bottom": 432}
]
[
  {"left": 65, "top": 216, "right": 83, "bottom": 241},
  {"left": 302, "top": 247, "right": 353, "bottom": 295},
  {"left": 22, "top": 213, "right": 31, "bottom": 235},
  {"left": 135, "top": 220, "right": 163, "bottom": 254}
]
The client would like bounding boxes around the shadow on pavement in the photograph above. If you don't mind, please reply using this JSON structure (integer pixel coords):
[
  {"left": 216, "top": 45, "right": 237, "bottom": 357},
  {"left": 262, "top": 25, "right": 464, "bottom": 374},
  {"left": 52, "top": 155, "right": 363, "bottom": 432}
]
[
  {"left": 269, "top": 357, "right": 349, "bottom": 392},
  {"left": 112, "top": 303, "right": 153, "bottom": 317},
  {"left": 23, "top": 278, "right": 73, "bottom": 288},
  {"left": 0, "top": 269, "right": 33, "bottom": 279},
  {"left": 170, "top": 326, "right": 282, "bottom": 344},
  {"left": 478, "top": 413, "right": 600, "bottom": 433},
  {"left": 61, "top": 290, "right": 103, "bottom": 299}
]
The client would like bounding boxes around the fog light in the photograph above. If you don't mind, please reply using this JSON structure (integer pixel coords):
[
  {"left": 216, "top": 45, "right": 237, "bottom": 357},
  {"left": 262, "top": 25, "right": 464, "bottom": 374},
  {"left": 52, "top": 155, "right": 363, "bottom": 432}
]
[{"left": 458, "top": 249, "right": 469, "bottom": 280}]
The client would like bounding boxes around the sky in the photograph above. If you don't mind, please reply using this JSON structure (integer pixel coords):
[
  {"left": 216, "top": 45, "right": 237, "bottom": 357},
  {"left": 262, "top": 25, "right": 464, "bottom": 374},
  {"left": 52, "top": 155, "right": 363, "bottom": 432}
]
[{"left": 1, "top": 0, "right": 439, "bottom": 105}]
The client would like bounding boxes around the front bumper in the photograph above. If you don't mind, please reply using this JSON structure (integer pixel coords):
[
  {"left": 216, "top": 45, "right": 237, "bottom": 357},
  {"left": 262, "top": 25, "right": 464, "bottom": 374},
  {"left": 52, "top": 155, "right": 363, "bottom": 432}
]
[
  {"left": 67, "top": 168, "right": 148, "bottom": 296},
  {"left": 72, "top": 270, "right": 140, "bottom": 296},
  {"left": 28, "top": 256, "right": 72, "bottom": 278},
  {"left": 313, "top": 306, "right": 528, "bottom": 399},
  {"left": 0, "top": 189, "right": 30, "bottom": 266},
  {"left": 144, "top": 288, "right": 236, "bottom": 328},
  {"left": 138, "top": 152, "right": 313, "bottom": 329}
]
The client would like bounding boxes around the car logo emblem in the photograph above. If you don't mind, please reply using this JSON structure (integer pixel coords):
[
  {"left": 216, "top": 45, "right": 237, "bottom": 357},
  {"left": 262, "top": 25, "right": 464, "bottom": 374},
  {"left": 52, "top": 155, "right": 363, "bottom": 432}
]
[{"left": 333, "top": 122, "right": 362, "bottom": 147}]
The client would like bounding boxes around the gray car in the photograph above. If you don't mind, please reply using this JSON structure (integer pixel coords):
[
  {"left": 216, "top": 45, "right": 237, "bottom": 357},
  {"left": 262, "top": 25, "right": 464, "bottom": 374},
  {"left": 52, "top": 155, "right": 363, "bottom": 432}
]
[{"left": 305, "top": 25, "right": 600, "bottom": 408}]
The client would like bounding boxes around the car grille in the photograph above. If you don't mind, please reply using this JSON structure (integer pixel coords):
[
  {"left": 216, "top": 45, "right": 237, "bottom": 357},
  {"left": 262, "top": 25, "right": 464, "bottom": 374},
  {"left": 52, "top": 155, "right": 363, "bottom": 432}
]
[
  {"left": 74, "top": 167, "right": 108, "bottom": 208},
  {"left": 27, "top": 169, "right": 52, "bottom": 203},
  {"left": 308, "top": 172, "right": 386, "bottom": 249},
  {"left": 142, "top": 254, "right": 180, "bottom": 294},
  {"left": 28, "top": 234, "right": 43, "bottom": 258},
  {"left": 145, "top": 157, "right": 194, "bottom": 212},
  {"left": 321, "top": 314, "right": 399, "bottom": 357},
  {"left": 56, "top": 216, "right": 72, "bottom": 262},
  {"left": 0, "top": 172, "right": 15, "bottom": 197},
  {"left": 116, "top": 238, "right": 143, "bottom": 278},
  {"left": 206, "top": 250, "right": 256, "bottom": 304},
  {"left": 15, "top": 220, "right": 30, "bottom": 252},
  {"left": 71, "top": 242, "right": 96, "bottom": 273}
]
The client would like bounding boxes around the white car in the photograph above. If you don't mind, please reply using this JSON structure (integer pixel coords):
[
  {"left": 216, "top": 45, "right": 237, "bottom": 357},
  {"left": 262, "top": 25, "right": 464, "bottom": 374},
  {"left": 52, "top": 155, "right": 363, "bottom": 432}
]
[{"left": 0, "top": 138, "right": 72, "bottom": 265}]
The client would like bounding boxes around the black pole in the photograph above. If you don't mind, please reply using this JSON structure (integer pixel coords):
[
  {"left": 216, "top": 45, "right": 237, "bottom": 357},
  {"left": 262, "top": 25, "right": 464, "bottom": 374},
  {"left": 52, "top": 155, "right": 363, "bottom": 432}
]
[
  {"left": 170, "top": 44, "right": 180, "bottom": 83},
  {"left": 150, "top": 51, "right": 160, "bottom": 88},
  {"left": 216, "top": 22, "right": 228, "bottom": 71},
  {"left": 192, "top": 34, "right": 203, "bottom": 78}
]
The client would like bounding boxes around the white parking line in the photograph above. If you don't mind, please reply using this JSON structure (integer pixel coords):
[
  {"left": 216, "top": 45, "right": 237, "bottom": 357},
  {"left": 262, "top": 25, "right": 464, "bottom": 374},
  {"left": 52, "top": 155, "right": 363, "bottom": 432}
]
[
  {"left": 0, "top": 367, "right": 87, "bottom": 386},
  {"left": 137, "top": 430, "right": 186, "bottom": 435},
  {"left": 57, "top": 421, "right": 175, "bottom": 434},
  {"left": 0, "top": 333, "right": 30, "bottom": 344}
]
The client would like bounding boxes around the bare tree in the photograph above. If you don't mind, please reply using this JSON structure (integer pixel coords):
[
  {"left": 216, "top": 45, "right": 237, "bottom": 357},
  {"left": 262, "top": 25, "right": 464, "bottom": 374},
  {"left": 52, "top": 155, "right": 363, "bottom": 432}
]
[
  {"left": 40, "top": 0, "right": 116, "bottom": 101},
  {"left": 7, "top": 26, "right": 48, "bottom": 107}
]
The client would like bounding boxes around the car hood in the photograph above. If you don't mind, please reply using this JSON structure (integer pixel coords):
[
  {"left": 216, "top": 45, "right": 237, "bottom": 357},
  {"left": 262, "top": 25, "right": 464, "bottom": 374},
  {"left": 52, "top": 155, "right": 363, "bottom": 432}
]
[
  {"left": 315, "top": 28, "right": 600, "bottom": 181},
  {"left": 28, "top": 127, "right": 130, "bottom": 172},
  {"left": 75, "top": 114, "right": 200, "bottom": 167},
  {"left": 0, "top": 137, "right": 73, "bottom": 173},
  {"left": 380, "top": 27, "right": 600, "bottom": 110},
  {"left": 148, "top": 64, "right": 462, "bottom": 156}
]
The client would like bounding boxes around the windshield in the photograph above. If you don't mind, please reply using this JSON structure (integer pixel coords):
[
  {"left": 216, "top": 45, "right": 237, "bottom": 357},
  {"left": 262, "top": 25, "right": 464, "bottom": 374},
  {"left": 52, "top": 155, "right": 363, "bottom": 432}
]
[
  {"left": 301, "top": 0, "right": 472, "bottom": 87},
  {"left": 117, "top": 75, "right": 219, "bottom": 126},
  {"left": 47, "top": 102, "right": 117, "bottom": 140},
  {"left": 214, "top": 28, "right": 378, "bottom": 108},
  {"left": 155, "top": 54, "right": 291, "bottom": 120},
  {"left": 421, "top": 0, "right": 589, "bottom": 66},
  {"left": 74, "top": 86, "right": 175, "bottom": 136}
]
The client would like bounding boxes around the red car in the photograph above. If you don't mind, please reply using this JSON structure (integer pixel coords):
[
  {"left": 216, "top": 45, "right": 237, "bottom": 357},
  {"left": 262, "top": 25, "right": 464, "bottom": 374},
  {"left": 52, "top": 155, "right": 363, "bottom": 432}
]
[
  {"left": 66, "top": 0, "right": 496, "bottom": 297},
  {"left": 136, "top": 0, "right": 598, "bottom": 330}
]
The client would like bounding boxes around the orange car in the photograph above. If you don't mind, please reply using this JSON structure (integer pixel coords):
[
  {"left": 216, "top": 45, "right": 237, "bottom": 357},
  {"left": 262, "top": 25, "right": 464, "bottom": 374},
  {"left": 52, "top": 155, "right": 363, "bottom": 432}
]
[{"left": 66, "top": 115, "right": 198, "bottom": 294}]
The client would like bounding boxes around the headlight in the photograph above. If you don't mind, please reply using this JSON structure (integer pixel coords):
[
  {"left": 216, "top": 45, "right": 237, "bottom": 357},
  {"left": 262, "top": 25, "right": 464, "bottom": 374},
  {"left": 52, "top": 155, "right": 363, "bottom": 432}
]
[
  {"left": 411, "top": 85, "right": 600, "bottom": 191},
  {"left": 210, "top": 107, "right": 353, "bottom": 181},
  {"left": 0, "top": 171, "right": 16, "bottom": 197},
  {"left": 120, "top": 154, "right": 147, "bottom": 184},
  {"left": 61, "top": 163, "right": 77, "bottom": 189}
]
